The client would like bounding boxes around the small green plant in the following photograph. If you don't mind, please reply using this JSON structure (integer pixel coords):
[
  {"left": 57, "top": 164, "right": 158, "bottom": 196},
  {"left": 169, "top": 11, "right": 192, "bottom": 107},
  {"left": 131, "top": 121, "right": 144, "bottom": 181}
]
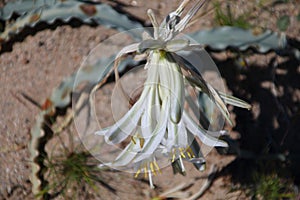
[
  {"left": 213, "top": 1, "right": 251, "bottom": 29},
  {"left": 277, "top": 15, "right": 290, "bottom": 31},
  {"left": 250, "top": 172, "right": 296, "bottom": 200},
  {"left": 213, "top": 0, "right": 298, "bottom": 33},
  {"left": 36, "top": 136, "right": 115, "bottom": 199},
  {"left": 39, "top": 152, "right": 98, "bottom": 198}
]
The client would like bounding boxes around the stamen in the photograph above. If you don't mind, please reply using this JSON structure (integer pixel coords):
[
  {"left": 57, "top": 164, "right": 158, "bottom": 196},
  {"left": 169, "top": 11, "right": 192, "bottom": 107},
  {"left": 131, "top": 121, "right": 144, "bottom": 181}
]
[
  {"left": 131, "top": 136, "right": 136, "bottom": 144},
  {"left": 134, "top": 169, "right": 141, "bottom": 178},
  {"left": 148, "top": 170, "right": 154, "bottom": 189},
  {"left": 144, "top": 166, "right": 148, "bottom": 178},
  {"left": 179, "top": 156, "right": 186, "bottom": 174},
  {"left": 153, "top": 161, "right": 162, "bottom": 174},
  {"left": 180, "top": 148, "right": 186, "bottom": 158},
  {"left": 186, "top": 150, "right": 192, "bottom": 158},
  {"left": 139, "top": 137, "right": 145, "bottom": 148},
  {"left": 150, "top": 162, "right": 157, "bottom": 176},
  {"left": 171, "top": 150, "right": 176, "bottom": 162},
  {"left": 186, "top": 146, "right": 195, "bottom": 158}
]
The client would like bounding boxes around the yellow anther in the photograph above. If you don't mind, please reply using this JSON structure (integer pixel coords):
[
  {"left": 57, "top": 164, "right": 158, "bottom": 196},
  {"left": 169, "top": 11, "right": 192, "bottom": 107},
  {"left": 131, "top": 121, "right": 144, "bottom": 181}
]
[
  {"left": 172, "top": 153, "right": 176, "bottom": 163},
  {"left": 134, "top": 169, "right": 141, "bottom": 178},
  {"left": 187, "top": 151, "right": 192, "bottom": 158},
  {"left": 180, "top": 152, "right": 186, "bottom": 158},
  {"left": 144, "top": 166, "right": 148, "bottom": 178},
  {"left": 150, "top": 162, "right": 157, "bottom": 176},
  {"left": 139, "top": 138, "right": 145, "bottom": 148},
  {"left": 186, "top": 146, "right": 195, "bottom": 158},
  {"left": 180, "top": 148, "right": 186, "bottom": 158},
  {"left": 131, "top": 136, "right": 136, "bottom": 144},
  {"left": 153, "top": 161, "right": 162, "bottom": 174}
]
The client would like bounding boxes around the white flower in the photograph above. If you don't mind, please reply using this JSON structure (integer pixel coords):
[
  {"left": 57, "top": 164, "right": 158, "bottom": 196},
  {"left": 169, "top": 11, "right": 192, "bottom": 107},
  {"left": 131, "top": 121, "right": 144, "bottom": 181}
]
[{"left": 95, "top": 0, "right": 251, "bottom": 188}]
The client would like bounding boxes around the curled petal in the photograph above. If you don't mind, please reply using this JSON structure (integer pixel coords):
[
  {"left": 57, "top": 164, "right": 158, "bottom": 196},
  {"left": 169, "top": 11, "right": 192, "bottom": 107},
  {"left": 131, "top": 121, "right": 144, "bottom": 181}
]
[
  {"left": 109, "top": 142, "right": 137, "bottom": 167},
  {"left": 182, "top": 111, "right": 228, "bottom": 147},
  {"left": 116, "top": 43, "right": 140, "bottom": 60},
  {"left": 95, "top": 86, "right": 150, "bottom": 144},
  {"left": 218, "top": 91, "right": 251, "bottom": 110}
]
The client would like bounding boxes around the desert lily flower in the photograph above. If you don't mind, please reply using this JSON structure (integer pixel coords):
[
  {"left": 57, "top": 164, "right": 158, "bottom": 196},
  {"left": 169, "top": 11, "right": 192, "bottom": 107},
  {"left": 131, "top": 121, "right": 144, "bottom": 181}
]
[{"left": 95, "top": 0, "right": 251, "bottom": 188}]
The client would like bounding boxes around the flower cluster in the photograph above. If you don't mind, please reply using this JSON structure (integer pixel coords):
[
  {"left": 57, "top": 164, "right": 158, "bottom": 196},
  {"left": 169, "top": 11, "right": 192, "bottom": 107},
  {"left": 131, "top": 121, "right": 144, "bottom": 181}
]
[{"left": 95, "top": 0, "right": 251, "bottom": 188}]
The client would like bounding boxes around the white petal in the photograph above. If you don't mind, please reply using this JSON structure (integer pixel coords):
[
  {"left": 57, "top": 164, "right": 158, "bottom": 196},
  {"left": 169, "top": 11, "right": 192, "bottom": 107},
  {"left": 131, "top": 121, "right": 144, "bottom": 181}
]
[
  {"left": 182, "top": 111, "right": 228, "bottom": 147},
  {"left": 179, "top": 44, "right": 204, "bottom": 51},
  {"left": 184, "top": 74, "right": 233, "bottom": 126},
  {"left": 177, "top": 120, "right": 188, "bottom": 147},
  {"left": 167, "top": 119, "right": 188, "bottom": 149},
  {"left": 133, "top": 97, "right": 170, "bottom": 163},
  {"left": 95, "top": 127, "right": 110, "bottom": 135},
  {"left": 185, "top": 93, "right": 210, "bottom": 129},
  {"left": 153, "top": 85, "right": 161, "bottom": 122},
  {"left": 165, "top": 119, "right": 176, "bottom": 150},
  {"left": 165, "top": 39, "right": 190, "bottom": 52},
  {"left": 138, "top": 39, "right": 163, "bottom": 53},
  {"left": 109, "top": 142, "right": 137, "bottom": 167},
  {"left": 207, "top": 84, "right": 232, "bottom": 125},
  {"left": 175, "top": 50, "right": 233, "bottom": 126},
  {"left": 144, "top": 51, "right": 159, "bottom": 81},
  {"left": 141, "top": 87, "right": 156, "bottom": 139},
  {"left": 207, "top": 130, "right": 228, "bottom": 137},
  {"left": 147, "top": 9, "right": 159, "bottom": 39},
  {"left": 166, "top": 53, "right": 184, "bottom": 123},
  {"left": 97, "top": 86, "right": 150, "bottom": 144},
  {"left": 218, "top": 91, "right": 251, "bottom": 110},
  {"left": 116, "top": 43, "right": 139, "bottom": 60},
  {"left": 158, "top": 56, "right": 171, "bottom": 99},
  {"left": 175, "top": 0, "right": 207, "bottom": 32}
]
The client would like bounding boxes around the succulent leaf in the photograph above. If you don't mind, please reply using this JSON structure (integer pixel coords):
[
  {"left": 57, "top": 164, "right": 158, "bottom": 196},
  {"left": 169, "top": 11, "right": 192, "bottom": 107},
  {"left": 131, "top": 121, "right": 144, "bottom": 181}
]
[
  {"left": 189, "top": 26, "right": 288, "bottom": 53},
  {"left": 0, "top": 0, "right": 142, "bottom": 43}
]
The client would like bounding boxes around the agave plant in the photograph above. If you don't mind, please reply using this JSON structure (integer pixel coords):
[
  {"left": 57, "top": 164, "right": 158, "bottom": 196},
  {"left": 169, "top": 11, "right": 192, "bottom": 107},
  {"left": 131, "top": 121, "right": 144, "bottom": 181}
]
[{"left": 92, "top": 0, "right": 251, "bottom": 188}]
